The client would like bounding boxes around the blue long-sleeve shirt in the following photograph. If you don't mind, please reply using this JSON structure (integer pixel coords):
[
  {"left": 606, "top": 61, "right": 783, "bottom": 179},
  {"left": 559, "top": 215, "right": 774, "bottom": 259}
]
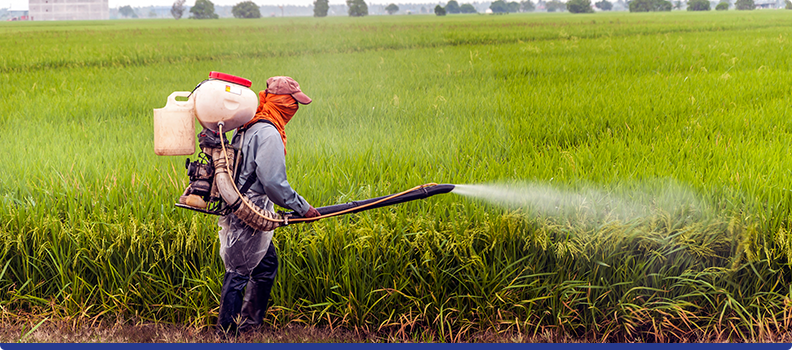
[{"left": 231, "top": 122, "right": 311, "bottom": 216}]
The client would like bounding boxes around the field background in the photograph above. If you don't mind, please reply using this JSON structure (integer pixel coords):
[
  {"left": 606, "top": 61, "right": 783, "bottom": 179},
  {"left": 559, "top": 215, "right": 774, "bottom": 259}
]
[{"left": 2, "top": 11, "right": 792, "bottom": 342}]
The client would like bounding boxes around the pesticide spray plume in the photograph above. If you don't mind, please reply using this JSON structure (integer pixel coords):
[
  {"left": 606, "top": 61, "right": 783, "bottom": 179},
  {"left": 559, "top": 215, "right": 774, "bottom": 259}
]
[{"left": 451, "top": 181, "right": 713, "bottom": 226}]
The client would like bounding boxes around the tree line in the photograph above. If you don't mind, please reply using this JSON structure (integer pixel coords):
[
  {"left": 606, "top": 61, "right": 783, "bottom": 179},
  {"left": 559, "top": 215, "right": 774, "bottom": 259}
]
[
  {"left": 119, "top": 0, "right": 789, "bottom": 20},
  {"left": 627, "top": 0, "right": 767, "bottom": 12}
]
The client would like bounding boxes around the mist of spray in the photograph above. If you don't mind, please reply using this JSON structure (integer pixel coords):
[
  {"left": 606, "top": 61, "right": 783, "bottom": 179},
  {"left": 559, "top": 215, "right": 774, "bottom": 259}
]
[{"left": 452, "top": 181, "right": 711, "bottom": 225}]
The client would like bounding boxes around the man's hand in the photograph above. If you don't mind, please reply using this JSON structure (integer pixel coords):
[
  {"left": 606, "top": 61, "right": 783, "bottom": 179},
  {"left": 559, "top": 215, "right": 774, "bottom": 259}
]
[{"left": 304, "top": 206, "right": 320, "bottom": 218}]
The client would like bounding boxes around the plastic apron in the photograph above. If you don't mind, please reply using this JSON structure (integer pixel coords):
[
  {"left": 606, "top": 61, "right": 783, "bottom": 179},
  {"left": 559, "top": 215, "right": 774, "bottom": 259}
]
[{"left": 218, "top": 192, "right": 274, "bottom": 276}]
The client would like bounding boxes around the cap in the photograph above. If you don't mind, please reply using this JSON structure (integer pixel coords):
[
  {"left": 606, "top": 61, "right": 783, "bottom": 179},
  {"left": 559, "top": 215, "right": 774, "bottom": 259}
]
[{"left": 266, "top": 76, "right": 312, "bottom": 105}]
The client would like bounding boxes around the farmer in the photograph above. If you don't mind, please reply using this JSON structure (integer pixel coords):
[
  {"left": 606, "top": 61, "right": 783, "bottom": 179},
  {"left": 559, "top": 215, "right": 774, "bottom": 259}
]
[{"left": 216, "top": 76, "right": 320, "bottom": 333}]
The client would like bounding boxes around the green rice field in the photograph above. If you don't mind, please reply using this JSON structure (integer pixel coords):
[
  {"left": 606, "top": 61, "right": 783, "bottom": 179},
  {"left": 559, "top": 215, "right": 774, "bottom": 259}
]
[{"left": 2, "top": 10, "right": 792, "bottom": 342}]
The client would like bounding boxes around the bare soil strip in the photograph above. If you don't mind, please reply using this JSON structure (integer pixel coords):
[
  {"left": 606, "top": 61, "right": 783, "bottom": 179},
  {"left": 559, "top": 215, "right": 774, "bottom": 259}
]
[{"left": 3, "top": 316, "right": 792, "bottom": 343}]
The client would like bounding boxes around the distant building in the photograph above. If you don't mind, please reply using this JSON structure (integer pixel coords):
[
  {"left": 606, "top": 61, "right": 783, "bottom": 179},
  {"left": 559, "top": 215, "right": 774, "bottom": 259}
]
[
  {"left": 7, "top": 10, "right": 30, "bottom": 20},
  {"left": 28, "top": 0, "right": 109, "bottom": 21},
  {"left": 754, "top": 0, "right": 779, "bottom": 8}
]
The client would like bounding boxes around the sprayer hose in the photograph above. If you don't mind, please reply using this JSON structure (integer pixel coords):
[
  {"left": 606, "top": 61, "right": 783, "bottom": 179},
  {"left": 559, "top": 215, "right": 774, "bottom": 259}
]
[{"left": 217, "top": 122, "right": 438, "bottom": 225}]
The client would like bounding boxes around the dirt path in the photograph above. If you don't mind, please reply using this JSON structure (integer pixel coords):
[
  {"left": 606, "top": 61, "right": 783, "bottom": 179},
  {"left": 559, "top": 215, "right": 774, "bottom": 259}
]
[{"left": 3, "top": 316, "right": 791, "bottom": 343}]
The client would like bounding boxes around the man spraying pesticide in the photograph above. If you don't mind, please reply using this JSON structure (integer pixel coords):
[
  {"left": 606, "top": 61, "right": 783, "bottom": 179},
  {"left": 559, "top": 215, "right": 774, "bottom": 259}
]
[{"left": 153, "top": 72, "right": 454, "bottom": 333}]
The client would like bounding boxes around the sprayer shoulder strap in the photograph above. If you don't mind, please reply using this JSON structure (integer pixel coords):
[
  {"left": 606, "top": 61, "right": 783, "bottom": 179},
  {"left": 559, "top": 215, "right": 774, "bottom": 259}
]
[
  {"left": 239, "top": 118, "right": 277, "bottom": 132},
  {"left": 231, "top": 130, "right": 245, "bottom": 184},
  {"left": 239, "top": 172, "right": 257, "bottom": 195},
  {"left": 233, "top": 130, "right": 255, "bottom": 195}
]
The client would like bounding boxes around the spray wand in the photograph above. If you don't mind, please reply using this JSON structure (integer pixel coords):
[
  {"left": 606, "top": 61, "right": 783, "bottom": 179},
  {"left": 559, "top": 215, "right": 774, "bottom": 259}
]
[{"left": 282, "top": 183, "right": 456, "bottom": 222}]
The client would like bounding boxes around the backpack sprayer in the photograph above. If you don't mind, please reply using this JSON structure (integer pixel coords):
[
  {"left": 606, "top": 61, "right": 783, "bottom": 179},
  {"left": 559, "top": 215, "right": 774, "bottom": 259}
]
[{"left": 153, "top": 72, "right": 454, "bottom": 230}]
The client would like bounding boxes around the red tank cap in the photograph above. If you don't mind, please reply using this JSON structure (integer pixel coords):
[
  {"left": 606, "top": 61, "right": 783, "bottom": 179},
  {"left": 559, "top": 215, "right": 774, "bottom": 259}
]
[{"left": 209, "top": 71, "right": 252, "bottom": 88}]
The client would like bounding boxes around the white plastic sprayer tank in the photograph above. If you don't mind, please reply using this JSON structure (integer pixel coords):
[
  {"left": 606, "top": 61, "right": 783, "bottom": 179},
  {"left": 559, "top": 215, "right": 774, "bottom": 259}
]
[
  {"left": 153, "top": 72, "right": 258, "bottom": 156},
  {"left": 193, "top": 72, "right": 258, "bottom": 132}
]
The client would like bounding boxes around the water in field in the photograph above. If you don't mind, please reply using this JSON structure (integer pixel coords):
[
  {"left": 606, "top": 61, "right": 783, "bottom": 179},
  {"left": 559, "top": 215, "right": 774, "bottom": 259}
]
[{"left": 452, "top": 180, "right": 710, "bottom": 224}]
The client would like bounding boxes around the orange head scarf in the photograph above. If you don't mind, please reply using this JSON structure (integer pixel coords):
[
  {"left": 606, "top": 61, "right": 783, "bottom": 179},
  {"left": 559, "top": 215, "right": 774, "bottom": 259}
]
[{"left": 242, "top": 91, "right": 299, "bottom": 155}]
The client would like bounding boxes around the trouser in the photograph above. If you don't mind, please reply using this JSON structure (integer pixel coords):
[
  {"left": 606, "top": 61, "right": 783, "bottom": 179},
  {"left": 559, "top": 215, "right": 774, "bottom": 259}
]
[{"left": 217, "top": 241, "right": 278, "bottom": 331}]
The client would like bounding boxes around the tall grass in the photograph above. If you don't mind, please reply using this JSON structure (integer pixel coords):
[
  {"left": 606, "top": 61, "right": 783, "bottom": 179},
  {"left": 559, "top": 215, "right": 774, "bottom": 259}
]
[{"left": 1, "top": 11, "right": 792, "bottom": 341}]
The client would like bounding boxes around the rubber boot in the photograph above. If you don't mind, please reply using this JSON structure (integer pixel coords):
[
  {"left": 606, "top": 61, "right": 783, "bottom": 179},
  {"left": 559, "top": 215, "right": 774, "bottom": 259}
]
[{"left": 217, "top": 270, "right": 250, "bottom": 332}]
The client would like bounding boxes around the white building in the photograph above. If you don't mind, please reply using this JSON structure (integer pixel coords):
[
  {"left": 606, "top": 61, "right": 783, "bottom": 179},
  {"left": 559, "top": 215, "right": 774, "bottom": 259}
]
[{"left": 28, "top": 0, "right": 109, "bottom": 21}]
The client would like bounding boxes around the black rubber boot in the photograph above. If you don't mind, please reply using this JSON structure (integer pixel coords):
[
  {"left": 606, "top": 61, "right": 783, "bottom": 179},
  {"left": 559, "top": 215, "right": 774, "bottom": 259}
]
[{"left": 217, "top": 270, "right": 249, "bottom": 331}]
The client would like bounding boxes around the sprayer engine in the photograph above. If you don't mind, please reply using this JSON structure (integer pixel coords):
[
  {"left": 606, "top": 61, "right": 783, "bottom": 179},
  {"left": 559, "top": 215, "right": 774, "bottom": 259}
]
[
  {"left": 178, "top": 128, "right": 237, "bottom": 215},
  {"left": 185, "top": 155, "right": 213, "bottom": 199}
]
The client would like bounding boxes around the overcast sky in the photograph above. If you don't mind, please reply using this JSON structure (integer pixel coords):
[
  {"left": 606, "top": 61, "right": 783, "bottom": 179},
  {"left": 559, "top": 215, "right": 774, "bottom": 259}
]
[{"left": 7, "top": 0, "right": 405, "bottom": 11}]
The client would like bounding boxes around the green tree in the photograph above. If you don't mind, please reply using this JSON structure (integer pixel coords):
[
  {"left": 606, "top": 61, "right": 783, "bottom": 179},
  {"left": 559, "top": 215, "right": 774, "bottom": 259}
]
[
  {"left": 313, "top": 0, "right": 329, "bottom": 17},
  {"left": 490, "top": 0, "right": 509, "bottom": 12},
  {"left": 119, "top": 5, "right": 137, "bottom": 18},
  {"left": 385, "top": 3, "right": 399, "bottom": 14},
  {"left": 446, "top": 0, "right": 461, "bottom": 13},
  {"left": 435, "top": 4, "right": 447, "bottom": 15},
  {"left": 595, "top": 0, "right": 613, "bottom": 10},
  {"left": 715, "top": 1, "right": 729, "bottom": 9},
  {"left": 786, "top": 0, "right": 792, "bottom": 8},
  {"left": 629, "top": 0, "right": 672, "bottom": 11},
  {"left": 232, "top": 1, "right": 261, "bottom": 18},
  {"left": 674, "top": 0, "right": 683, "bottom": 9},
  {"left": 460, "top": 3, "right": 478, "bottom": 12},
  {"left": 734, "top": 0, "right": 754, "bottom": 9},
  {"left": 686, "top": 0, "right": 710, "bottom": 10},
  {"left": 546, "top": 0, "right": 566, "bottom": 11},
  {"left": 567, "top": 0, "right": 594, "bottom": 12},
  {"left": 505, "top": 1, "right": 519, "bottom": 11},
  {"left": 521, "top": 0, "right": 536, "bottom": 11},
  {"left": 190, "top": 0, "right": 219, "bottom": 18},
  {"left": 347, "top": 0, "right": 368, "bottom": 16},
  {"left": 171, "top": 0, "right": 186, "bottom": 19}
]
